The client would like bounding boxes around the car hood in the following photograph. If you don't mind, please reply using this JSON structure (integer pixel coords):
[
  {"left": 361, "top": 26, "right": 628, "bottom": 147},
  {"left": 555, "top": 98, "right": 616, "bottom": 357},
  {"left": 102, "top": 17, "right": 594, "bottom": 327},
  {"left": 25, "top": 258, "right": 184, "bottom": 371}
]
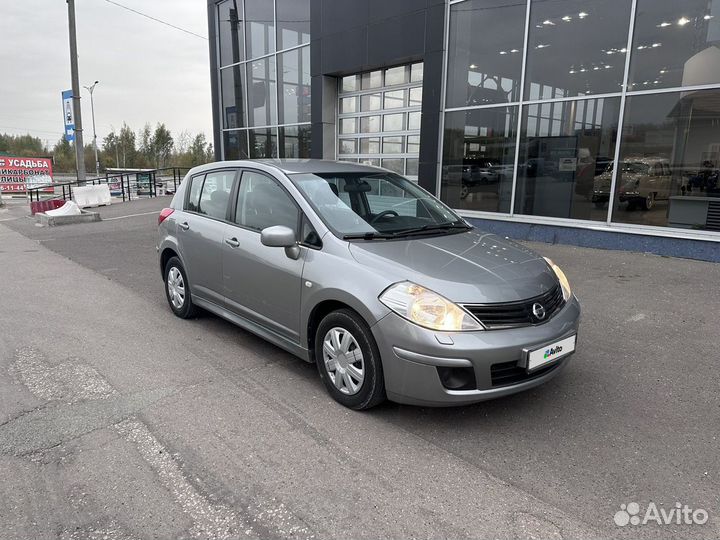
[{"left": 348, "top": 229, "right": 559, "bottom": 303}]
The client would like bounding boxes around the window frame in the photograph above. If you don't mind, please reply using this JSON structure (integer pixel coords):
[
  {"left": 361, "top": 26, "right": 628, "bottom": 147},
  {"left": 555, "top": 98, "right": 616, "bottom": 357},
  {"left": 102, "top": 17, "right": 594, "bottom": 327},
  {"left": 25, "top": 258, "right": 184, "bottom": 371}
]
[
  {"left": 184, "top": 173, "right": 205, "bottom": 213},
  {"left": 229, "top": 168, "right": 304, "bottom": 237},
  {"left": 183, "top": 168, "right": 240, "bottom": 223},
  {"left": 299, "top": 214, "right": 323, "bottom": 250}
]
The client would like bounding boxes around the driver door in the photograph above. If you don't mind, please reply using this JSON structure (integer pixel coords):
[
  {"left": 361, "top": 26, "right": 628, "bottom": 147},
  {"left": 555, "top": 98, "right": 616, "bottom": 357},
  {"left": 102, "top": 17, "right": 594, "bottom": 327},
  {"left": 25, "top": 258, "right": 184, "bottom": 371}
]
[{"left": 222, "top": 169, "right": 305, "bottom": 343}]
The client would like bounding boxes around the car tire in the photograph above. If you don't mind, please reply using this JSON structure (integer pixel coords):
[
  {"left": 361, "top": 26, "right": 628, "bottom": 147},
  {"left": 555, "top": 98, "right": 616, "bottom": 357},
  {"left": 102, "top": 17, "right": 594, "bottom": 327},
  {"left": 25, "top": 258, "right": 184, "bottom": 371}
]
[
  {"left": 641, "top": 193, "right": 654, "bottom": 210},
  {"left": 315, "top": 309, "right": 386, "bottom": 410},
  {"left": 164, "top": 256, "right": 197, "bottom": 319},
  {"left": 460, "top": 184, "right": 469, "bottom": 199}
]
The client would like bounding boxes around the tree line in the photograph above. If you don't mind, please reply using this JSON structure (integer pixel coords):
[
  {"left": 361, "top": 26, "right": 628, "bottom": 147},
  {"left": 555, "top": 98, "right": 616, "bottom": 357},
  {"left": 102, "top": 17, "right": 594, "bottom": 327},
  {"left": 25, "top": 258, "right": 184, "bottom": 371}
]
[{"left": 0, "top": 123, "right": 214, "bottom": 175}]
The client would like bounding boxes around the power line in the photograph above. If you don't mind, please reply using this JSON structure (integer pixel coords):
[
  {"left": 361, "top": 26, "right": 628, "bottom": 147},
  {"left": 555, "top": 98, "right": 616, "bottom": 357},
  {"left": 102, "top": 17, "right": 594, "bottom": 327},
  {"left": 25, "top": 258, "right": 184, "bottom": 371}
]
[{"left": 103, "top": 0, "right": 208, "bottom": 41}]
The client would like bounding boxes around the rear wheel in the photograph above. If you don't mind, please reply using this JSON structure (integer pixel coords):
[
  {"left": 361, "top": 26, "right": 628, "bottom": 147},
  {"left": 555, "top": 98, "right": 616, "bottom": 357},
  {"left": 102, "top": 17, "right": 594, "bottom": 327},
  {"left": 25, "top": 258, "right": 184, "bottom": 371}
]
[
  {"left": 315, "top": 309, "right": 385, "bottom": 410},
  {"left": 164, "top": 256, "right": 197, "bottom": 319}
]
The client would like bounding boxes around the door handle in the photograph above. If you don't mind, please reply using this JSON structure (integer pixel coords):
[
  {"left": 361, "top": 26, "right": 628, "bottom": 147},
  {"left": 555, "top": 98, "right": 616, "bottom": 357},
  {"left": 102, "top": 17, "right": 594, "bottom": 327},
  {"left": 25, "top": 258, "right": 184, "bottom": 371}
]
[
  {"left": 178, "top": 222, "right": 190, "bottom": 231},
  {"left": 225, "top": 237, "right": 240, "bottom": 248}
]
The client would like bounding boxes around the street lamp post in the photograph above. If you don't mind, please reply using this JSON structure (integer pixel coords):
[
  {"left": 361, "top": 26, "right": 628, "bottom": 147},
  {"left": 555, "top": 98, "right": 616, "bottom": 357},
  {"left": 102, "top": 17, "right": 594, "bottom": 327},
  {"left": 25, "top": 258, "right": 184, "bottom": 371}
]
[{"left": 83, "top": 80, "right": 100, "bottom": 177}]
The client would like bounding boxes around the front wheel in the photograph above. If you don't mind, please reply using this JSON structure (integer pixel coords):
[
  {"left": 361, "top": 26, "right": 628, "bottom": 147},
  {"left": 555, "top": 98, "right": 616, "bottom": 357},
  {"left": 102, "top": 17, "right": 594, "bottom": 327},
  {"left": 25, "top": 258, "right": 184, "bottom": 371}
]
[
  {"left": 315, "top": 309, "right": 386, "bottom": 410},
  {"left": 641, "top": 193, "right": 655, "bottom": 210},
  {"left": 164, "top": 256, "right": 197, "bottom": 319}
]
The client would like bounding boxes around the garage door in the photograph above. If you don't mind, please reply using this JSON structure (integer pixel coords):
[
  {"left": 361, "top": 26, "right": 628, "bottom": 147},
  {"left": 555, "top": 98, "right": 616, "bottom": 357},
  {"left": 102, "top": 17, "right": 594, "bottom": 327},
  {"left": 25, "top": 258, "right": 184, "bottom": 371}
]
[{"left": 337, "top": 63, "right": 423, "bottom": 181}]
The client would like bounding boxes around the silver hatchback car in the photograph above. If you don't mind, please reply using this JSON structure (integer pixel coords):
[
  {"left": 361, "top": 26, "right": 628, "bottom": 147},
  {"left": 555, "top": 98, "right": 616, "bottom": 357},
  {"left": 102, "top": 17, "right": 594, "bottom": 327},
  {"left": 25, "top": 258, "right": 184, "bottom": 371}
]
[{"left": 158, "top": 160, "right": 580, "bottom": 409}]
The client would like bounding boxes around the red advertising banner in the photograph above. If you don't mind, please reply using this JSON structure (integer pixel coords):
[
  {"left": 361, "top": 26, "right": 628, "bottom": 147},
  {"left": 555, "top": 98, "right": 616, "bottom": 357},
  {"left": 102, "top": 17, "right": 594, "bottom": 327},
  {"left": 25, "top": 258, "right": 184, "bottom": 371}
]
[{"left": 0, "top": 156, "right": 54, "bottom": 193}]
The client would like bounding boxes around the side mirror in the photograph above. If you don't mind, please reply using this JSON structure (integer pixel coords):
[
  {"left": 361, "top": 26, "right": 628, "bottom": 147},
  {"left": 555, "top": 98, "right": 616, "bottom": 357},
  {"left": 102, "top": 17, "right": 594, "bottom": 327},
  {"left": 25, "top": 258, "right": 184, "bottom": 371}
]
[{"left": 261, "top": 225, "right": 300, "bottom": 259}]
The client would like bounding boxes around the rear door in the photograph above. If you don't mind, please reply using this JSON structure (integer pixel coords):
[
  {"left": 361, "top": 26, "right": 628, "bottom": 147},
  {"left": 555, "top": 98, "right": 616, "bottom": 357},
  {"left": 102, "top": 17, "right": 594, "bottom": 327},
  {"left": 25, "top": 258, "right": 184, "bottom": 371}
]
[
  {"left": 222, "top": 169, "right": 305, "bottom": 343},
  {"left": 176, "top": 169, "right": 237, "bottom": 306}
]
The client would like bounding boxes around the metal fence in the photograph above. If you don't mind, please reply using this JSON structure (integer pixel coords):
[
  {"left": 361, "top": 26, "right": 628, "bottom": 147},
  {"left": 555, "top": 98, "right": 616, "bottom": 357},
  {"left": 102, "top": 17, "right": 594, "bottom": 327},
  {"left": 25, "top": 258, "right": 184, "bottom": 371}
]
[{"left": 26, "top": 167, "right": 190, "bottom": 204}]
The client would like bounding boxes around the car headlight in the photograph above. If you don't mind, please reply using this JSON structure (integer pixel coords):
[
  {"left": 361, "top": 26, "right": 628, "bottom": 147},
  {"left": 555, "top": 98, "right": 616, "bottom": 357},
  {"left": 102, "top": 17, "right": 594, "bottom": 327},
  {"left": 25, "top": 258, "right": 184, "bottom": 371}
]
[
  {"left": 543, "top": 257, "right": 572, "bottom": 301},
  {"left": 379, "top": 281, "right": 482, "bottom": 332}
]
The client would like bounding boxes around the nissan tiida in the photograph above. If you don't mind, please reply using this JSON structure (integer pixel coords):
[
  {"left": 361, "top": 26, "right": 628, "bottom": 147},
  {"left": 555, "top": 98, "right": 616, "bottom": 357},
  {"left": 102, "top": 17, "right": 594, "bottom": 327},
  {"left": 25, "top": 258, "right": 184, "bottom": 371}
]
[{"left": 158, "top": 160, "right": 580, "bottom": 409}]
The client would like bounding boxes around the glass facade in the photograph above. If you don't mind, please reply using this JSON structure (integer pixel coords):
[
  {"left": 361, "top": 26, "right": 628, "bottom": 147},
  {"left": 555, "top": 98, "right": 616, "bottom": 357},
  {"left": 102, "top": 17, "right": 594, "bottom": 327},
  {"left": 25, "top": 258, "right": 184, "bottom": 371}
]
[
  {"left": 217, "top": 0, "right": 310, "bottom": 159},
  {"left": 337, "top": 64, "right": 423, "bottom": 180},
  {"left": 442, "top": 0, "right": 720, "bottom": 235}
]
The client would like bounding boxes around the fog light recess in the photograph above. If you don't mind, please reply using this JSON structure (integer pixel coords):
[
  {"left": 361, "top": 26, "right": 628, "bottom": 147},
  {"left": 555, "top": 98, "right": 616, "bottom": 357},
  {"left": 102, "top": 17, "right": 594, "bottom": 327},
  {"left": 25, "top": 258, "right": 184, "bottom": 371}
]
[{"left": 436, "top": 366, "right": 477, "bottom": 391}]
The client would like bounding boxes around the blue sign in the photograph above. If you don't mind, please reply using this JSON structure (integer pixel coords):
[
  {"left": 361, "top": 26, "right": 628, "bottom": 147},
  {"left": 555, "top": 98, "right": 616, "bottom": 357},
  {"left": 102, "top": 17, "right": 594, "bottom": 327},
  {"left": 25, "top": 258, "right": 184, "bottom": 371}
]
[{"left": 62, "top": 90, "right": 75, "bottom": 142}]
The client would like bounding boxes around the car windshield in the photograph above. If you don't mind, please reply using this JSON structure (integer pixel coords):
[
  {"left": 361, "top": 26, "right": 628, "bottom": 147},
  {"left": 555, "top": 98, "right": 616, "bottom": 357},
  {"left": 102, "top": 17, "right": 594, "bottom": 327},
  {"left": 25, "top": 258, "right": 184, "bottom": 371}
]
[{"left": 290, "top": 171, "right": 469, "bottom": 239}]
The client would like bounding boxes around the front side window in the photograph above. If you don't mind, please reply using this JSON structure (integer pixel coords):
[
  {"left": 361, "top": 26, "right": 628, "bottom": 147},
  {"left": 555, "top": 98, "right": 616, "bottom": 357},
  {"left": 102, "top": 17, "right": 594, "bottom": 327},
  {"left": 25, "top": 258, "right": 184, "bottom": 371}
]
[
  {"left": 290, "top": 172, "right": 466, "bottom": 238},
  {"left": 234, "top": 171, "right": 299, "bottom": 232}
]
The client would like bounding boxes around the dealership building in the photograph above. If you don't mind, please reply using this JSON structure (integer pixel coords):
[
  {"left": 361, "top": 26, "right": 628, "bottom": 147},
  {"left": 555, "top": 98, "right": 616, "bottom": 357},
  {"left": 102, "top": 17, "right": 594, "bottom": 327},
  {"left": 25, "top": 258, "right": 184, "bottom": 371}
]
[{"left": 207, "top": 0, "right": 720, "bottom": 261}]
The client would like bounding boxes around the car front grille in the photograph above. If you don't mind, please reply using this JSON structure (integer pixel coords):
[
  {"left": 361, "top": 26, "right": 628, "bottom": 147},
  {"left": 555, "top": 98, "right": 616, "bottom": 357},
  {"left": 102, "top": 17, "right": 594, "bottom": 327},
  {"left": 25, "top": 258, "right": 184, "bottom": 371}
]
[
  {"left": 490, "top": 359, "right": 561, "bottom": 387},
  {"left": 462, "top": 284, "right": 565, "bottom": 329}
]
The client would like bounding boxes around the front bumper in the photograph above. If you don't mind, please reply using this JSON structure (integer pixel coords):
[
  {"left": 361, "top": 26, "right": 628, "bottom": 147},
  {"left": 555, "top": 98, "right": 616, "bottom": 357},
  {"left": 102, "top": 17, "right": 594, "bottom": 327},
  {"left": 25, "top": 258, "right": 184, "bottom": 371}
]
[{"left": 371, "top": 295, "right": 581, "bottom": 406}]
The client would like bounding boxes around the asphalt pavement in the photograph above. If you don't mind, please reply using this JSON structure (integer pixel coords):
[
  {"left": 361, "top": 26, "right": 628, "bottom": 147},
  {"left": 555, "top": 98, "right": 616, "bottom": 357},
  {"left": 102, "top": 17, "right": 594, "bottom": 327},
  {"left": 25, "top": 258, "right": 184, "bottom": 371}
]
[{"left": 0, "top": 197, "right": 718, "bottom": 539}]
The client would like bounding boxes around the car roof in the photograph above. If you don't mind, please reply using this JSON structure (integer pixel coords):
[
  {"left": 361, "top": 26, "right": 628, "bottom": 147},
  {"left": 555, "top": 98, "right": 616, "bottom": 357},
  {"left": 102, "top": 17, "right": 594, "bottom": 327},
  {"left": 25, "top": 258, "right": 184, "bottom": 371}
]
[{"left": 188, "top": 159, "right": 385, "bottom": 176}]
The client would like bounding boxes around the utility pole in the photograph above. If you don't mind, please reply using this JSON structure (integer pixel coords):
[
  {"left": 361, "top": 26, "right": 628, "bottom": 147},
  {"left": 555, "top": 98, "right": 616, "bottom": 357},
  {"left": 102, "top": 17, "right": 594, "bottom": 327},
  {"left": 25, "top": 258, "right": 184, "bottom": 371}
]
[
  {"left": 84, "top": 80, "right": 100, "bottom": 177},
  {"left": 67, "top": 0, "right": 86, "bottom": 183}
]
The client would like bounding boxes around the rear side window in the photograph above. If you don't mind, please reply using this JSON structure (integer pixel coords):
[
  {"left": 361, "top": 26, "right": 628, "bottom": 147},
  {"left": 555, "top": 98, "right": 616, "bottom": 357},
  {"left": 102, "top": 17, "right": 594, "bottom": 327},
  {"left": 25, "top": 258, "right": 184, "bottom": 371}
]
[
  {"left": 197, "top": 170, "right": 236, "bottom": 220},
  {"left": 186, "top": 174, "right": 204, "bottom": 212}
]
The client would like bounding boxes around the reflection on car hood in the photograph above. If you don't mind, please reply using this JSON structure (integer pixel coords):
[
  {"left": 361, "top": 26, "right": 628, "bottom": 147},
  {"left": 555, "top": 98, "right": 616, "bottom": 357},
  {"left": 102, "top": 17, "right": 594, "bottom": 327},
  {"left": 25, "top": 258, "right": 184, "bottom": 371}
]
[{"left": 348, "top": 229, "right": 558, "bottom": 303}]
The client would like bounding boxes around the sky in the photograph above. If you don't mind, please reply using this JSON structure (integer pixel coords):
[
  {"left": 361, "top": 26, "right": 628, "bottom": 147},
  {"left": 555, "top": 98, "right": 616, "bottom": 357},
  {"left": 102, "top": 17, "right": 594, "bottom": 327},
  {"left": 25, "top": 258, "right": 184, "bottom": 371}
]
[{"left": 1, "top": 0, "right": 213, "bottom": 150}]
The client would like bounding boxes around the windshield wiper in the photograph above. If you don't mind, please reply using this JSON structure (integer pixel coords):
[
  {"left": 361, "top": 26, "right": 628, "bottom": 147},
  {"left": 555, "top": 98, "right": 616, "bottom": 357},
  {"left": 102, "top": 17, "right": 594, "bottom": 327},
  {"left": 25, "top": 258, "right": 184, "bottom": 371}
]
[
  {"left": 343, "top": 222, "right": 471, "bottom": 240},
  {"left": 342, "top": 231, "right": 397, "bottom": 240},
  {"left": 390, "top": 222, "right": 472, "bottom": 237}
]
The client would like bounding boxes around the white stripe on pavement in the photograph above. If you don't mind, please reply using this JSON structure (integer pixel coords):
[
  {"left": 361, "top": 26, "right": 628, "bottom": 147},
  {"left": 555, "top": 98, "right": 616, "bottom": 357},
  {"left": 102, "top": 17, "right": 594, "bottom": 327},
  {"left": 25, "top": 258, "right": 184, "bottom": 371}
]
[{"left": 103, "top": 211, "right": 159, "bottom": 221}]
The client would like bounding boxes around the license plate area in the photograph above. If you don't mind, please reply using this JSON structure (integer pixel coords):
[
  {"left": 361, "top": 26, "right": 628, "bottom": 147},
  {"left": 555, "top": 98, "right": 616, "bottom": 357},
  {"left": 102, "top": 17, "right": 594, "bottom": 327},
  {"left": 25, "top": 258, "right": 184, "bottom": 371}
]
[{"left": 523, "top": 334, "right": 576, "bottom": 373}]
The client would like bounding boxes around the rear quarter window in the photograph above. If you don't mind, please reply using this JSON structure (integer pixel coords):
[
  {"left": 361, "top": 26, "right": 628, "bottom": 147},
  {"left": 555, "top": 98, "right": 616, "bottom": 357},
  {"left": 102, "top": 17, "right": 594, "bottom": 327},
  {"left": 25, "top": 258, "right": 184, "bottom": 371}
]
[{"left": 186, "top": 174, "right": 204, "bottom": 212}]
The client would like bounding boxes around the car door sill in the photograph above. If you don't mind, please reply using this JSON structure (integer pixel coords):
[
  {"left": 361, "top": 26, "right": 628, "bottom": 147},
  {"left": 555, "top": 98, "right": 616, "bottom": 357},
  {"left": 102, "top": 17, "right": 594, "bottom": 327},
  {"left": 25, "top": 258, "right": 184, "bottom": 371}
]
[{"left": 192, "top": 295, "right": 311, "bottom": 362}]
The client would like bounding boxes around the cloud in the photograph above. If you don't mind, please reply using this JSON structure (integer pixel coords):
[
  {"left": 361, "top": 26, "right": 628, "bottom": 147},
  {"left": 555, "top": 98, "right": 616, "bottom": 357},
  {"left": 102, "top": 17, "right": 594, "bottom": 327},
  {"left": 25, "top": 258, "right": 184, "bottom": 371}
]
[{"left": 0, "top": 0, "right": 212, "bottom": 146}]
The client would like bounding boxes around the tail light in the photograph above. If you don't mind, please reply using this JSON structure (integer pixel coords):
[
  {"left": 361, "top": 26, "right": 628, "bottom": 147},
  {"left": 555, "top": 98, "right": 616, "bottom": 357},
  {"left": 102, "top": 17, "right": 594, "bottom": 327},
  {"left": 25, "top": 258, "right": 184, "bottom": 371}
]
[{"left": 158, "top": 208, "right": 174, "bottom": 225}]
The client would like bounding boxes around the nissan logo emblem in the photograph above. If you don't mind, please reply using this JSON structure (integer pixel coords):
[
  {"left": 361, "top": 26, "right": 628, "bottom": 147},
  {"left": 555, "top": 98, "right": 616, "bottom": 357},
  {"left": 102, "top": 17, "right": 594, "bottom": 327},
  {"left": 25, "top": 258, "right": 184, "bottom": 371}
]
[{"left": 532, "top": 302, "right": 546, "bottom": 320}]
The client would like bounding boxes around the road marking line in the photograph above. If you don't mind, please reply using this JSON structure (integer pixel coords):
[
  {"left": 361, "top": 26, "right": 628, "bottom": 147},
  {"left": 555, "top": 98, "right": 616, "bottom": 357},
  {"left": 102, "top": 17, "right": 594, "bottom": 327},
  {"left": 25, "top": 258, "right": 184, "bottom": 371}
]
[
  {"left": 103, "top": 211, "right": 159, "bottom": 221},
  {"left": 115, "top": 418, "right": 246, "bottom": 540},
  {"left": 11, "top": 346, "right": 314, "bottom": 540}
]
